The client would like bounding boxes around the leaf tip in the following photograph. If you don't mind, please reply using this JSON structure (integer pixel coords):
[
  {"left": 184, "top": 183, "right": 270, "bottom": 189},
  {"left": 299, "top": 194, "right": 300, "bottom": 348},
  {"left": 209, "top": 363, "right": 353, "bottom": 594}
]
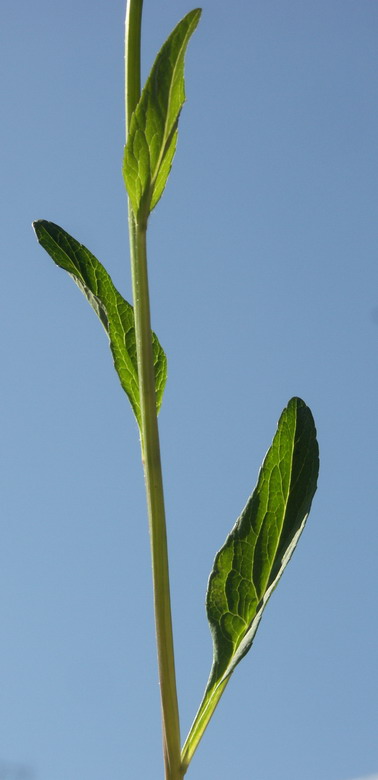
[
  {"left": 32, "top": 219, "right": 50, "bottom": 242},
  {"left": 288, "top": 395, "right": 305, "bottom": 408}
]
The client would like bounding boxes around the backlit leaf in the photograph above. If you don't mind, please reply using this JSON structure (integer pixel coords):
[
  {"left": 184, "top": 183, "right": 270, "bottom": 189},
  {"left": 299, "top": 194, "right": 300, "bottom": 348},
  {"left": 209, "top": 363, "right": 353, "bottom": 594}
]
[
  {"left": 181, "top": 398, "right": 319, "bottom": 770},
  {"left": 33, "top": 220, "right": 167, "bottom": 427},
  {"left": 123, "top": 8, "right": 201, "bottom": 220}
]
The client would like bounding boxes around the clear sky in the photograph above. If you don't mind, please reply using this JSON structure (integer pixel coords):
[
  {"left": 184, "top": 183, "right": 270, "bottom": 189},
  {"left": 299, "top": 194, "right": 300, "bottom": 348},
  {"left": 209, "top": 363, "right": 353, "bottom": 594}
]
[{"left": 1, "top": 1, "right": 377, "bottom": 779}]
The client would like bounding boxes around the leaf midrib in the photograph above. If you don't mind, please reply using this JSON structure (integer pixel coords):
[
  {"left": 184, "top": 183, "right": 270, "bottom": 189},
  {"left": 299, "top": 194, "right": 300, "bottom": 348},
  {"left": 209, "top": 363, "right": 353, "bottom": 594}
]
[
  {"left": 222, "top": 409, "right": 297, "bottom": 678},
  {"left": 148, "top": 29, "right": 190, "bottom": 202}
]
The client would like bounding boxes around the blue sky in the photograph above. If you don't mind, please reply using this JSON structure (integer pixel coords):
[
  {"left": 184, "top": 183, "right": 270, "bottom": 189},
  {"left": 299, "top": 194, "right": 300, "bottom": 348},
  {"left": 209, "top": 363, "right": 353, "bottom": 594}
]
[{"left": 1, "top": 1, "right": 377, "bottom": 779}]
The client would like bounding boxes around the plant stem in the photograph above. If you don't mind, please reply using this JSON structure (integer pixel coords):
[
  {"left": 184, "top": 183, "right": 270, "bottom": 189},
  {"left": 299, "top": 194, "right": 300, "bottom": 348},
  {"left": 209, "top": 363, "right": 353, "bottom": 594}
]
[
  {"left": 130, "top": 222, "right": 182, "bottom": 780},
  {"left": 125, "top": 0, "right": 142, "bottom": 129},
  {"left": 125, "top": 3, "right": 182, "bottom": 778}
]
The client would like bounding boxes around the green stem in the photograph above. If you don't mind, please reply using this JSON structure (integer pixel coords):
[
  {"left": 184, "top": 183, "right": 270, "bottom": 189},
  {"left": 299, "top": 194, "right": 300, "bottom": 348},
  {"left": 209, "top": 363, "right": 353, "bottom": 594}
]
[
  {"left": 125, "top": 3, "right": 182, "bottom": 778},
  {"left": 130, "top": 222, "right": 182, "bottom": 779},
  {"left": 125, "top": 0, "right": 142, "bottom": 130}
]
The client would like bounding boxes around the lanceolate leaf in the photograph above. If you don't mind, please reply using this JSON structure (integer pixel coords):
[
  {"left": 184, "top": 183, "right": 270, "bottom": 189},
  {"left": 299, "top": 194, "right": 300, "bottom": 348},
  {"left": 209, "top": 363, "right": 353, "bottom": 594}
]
[
  {"left": 181, "top": 398, "right": 319, "bottom": 770},
  {"left": 123, "top": 8, "right": 201, "bottom": 220},
  {"left": 33, "top": 220, "right": 167, "bottom": 427}
]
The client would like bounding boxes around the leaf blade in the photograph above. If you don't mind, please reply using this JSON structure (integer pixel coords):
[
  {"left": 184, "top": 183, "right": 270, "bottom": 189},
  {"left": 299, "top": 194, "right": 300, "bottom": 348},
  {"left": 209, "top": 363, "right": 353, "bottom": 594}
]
[
  {"left": 208, "top": 396, "right": 319, "bottom": 683},
  {"left": 181, "top": 397, "right": 319, "bottom": 770},
  {"left": 123, "top": 8, "right": 201, "bottom": 219},
  {"left": 32, "top": 220, "right": 167, "bottom": 426}
]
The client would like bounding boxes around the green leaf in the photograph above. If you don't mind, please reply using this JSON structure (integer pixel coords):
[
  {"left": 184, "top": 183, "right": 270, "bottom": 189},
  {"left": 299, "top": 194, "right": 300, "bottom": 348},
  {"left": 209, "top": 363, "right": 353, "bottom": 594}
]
[
  {"left": 123, "top": 8, "right": 201, "bottom": 220},
  {"left": 181, "top": 397, "right": 319, "bottom": 770},
  {"left": 32, "top": 220, "right": 167, "bottom": 427}
]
